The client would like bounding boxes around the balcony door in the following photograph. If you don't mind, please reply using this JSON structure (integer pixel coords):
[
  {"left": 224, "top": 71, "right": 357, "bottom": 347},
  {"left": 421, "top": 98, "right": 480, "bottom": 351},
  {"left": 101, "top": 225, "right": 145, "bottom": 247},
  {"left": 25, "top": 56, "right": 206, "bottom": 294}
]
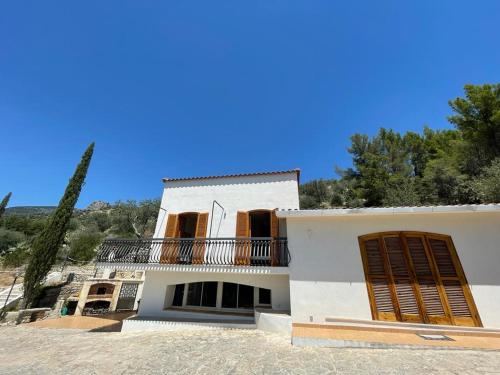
[
  {"left": 159, "top": 212, "right": 208, "bottom": 264},
  {"left": 235, "top": 209, "right": 279, "bottom": 265}
]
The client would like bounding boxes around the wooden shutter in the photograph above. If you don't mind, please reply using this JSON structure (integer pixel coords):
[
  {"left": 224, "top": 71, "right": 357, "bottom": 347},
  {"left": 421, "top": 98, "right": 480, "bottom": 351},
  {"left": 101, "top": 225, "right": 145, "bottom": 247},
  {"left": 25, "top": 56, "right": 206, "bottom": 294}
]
[
  {"left": 359, "top": 237, "right": 397, "bottom": 321},
  {"left": 236, "top": 211, "right": 250, "bottom": 237},
  {"left": 160, "top": 214, "right": 179, "bottom": 264},
  {"left": 426, "top": 235, "right": 481, "bottom": 327},
  {"left": 235, "top": 211, "right": 250, "bottom": 265},
  {"left": 383, "top": 235, "right": 422, "bottom": 323},
  {"left": 359, "top": 232, "right": 481, "bottom": 327},
  {"left": 405, "top": 235, "right": 450, "bottom": 325},
  {"left": 195, "top": 213, "right": 208, "bottom": 238},
  {"left": 164, "top": 214, "right": 179, "bottom": 238},
  {"left": 192, "top": 213, "right": 208, "bottom": 265},
  {"left": 270, "top": 209, "right": 279, "bottom": 238}
]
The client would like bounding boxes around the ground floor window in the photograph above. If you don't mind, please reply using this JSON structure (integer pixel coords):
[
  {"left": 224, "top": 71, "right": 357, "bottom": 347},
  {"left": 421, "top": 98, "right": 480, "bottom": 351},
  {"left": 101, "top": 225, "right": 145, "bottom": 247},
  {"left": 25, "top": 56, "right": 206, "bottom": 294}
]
[
  {"left": 221, "top": 283, "right": 254, "bottom": 309},
  {"left": 172, "top": 284, "right": 184, "bottom": 307},
  {"left": 186, "top": 282, "right": 217, "bottom": 307},
  {"left": 167, "top": 282, "right": 271, "bottom": 311},
  {"left": 258, "top": 288, "right": 271, "bottom": 305}
]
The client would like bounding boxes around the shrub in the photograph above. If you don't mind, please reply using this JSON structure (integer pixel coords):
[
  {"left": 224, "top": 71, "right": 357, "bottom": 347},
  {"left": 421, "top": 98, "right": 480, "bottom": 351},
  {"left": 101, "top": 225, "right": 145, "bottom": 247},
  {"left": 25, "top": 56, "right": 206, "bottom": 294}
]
[
  {"left": 68, "top": 231, "right": 103, "bottom": 262},
  {"left": 0, "top": 228, "right": 25, "bottom": 255}
]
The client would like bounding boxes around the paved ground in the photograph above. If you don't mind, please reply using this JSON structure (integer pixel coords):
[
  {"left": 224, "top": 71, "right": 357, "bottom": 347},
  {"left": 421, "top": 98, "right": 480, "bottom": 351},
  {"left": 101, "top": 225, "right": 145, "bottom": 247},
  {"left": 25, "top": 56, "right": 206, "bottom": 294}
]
[
  {"left": 293, "top": 325, "right": 500, "bottom": 350},
  {"left": 27, "top": 312, "right": 134, "bottom": 331},
  {"left": 1, "top": 326, "right": 499, "bottom": 374}
]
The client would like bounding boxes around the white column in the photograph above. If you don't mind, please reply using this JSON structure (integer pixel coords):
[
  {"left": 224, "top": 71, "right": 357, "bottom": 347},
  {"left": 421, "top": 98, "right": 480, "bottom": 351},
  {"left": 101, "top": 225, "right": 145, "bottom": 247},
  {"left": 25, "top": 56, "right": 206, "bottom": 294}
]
[
  {"left": 216, "top": 282, "right": 224, "bottom": 308},
  {"left": 182, "top": 283, "right": 189, "bottom": 306}
]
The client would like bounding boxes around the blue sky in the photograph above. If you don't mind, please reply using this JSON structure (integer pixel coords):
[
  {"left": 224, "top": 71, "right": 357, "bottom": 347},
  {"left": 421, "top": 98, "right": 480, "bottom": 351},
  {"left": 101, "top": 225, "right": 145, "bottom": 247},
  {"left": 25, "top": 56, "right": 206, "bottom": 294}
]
[{"left": 1, "top": 1, "right": 499, "bottom": 208}]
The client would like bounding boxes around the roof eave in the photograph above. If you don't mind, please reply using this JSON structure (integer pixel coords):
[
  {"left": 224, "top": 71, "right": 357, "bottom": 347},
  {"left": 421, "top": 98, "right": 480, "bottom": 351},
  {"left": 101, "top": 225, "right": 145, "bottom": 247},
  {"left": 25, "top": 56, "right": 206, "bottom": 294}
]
[
  {"left": 276, "top": 204, "right": 500, "bottom": 218},
  {"left": 161, "top": 169, "right": 301, "bottom": 183}
]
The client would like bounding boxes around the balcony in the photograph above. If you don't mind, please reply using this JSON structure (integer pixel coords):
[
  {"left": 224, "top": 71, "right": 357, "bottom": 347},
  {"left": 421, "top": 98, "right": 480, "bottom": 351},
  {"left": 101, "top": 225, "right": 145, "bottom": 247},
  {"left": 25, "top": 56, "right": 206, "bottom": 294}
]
[{"left": 96, "top": 237, "right": 290, "bottom": 267}]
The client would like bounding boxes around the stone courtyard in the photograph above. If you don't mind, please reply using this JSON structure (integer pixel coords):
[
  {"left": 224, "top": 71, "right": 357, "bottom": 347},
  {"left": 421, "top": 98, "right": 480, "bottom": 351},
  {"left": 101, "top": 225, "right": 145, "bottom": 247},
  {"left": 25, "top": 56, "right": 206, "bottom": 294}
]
[{"left": 1, "top": 326, "right": 499, "bottom": 374}]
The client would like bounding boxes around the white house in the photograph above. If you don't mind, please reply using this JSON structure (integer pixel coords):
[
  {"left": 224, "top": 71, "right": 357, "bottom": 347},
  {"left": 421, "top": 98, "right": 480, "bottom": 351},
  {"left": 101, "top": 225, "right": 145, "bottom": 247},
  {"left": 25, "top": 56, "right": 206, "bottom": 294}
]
[
  {"left": 95, "top": 169, "right": 500, "bottom": 343},
  {"left": 97, "top": 170, "right": 300, "bottom": 331},
  {"left": 278, "top": 205, "right": 500, "bottom": 345}
]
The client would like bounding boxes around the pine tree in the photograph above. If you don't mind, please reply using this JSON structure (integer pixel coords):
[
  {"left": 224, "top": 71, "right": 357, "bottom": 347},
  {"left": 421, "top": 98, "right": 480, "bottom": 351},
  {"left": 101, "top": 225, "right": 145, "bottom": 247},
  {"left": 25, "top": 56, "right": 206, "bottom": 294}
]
[
  {"left": 0, "top": 192, "right": 12, "bottom": 219},
  {"left": 23, "top": 143, "right": 95, "bottom": 307}
]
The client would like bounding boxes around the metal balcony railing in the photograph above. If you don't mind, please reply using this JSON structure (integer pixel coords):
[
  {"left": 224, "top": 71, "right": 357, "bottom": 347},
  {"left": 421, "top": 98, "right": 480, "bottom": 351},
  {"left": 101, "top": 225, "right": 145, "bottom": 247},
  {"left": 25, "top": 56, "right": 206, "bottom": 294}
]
[{"left": 96, "top": 237, "right": 290, "bottom": 267}]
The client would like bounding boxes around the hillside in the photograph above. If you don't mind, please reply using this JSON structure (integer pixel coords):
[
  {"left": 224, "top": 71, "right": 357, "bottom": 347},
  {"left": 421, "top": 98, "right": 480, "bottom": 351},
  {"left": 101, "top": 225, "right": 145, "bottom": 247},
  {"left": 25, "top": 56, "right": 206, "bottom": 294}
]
[
  {"left": 5, "top": 206, "right": 57, "bottom": 216},
  {"left": 0, "top": 200, "right": 160, "bottom": 268}
]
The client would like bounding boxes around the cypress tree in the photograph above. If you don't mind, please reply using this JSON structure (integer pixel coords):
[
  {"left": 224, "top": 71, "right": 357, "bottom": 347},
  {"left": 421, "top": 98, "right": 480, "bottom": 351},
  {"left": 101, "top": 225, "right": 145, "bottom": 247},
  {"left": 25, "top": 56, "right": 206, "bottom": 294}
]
[
  {"left": 23, "top": 143, "right": 95, "bottom": 307},
  {"left": 0, "top": 192, "right": 12, "bottom": 219}
]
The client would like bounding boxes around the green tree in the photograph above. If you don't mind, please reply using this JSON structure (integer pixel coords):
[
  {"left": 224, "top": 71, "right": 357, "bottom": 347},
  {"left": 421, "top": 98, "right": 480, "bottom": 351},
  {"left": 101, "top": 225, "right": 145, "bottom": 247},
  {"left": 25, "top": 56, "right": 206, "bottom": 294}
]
[
  {"left": 346, "top": 129, "right": 415, "bottom": 206},
  {"left": 3, "top": 241, "right": 31, "bottom": 268},
  {"left": 68, "top": 230, "right": 103, "bottom": 261},
  {"left": 0, "top": 228, "right": 25, "bottom": 255},
  {"left": 110, "top": 199, "right": 160, "bottom": 238},
  {"left": 0, "top": 192, "right": 12, "bottom": 219},
  {"left": 23, "top": 143, "right": 94, "bottom": 307},
  {"left": 382, "top": 177, "right": 421, "bottom": 207},
  {"left": 299, "top": 179, "right": 334, "bottom": 208},
  {"left": 448, "top": 84, "right": 500, "bottom": 174},
  {"left": 473, "top": 158, "right": 500, "bottom": 203},
  {"left": 1, "top": 214, "right": 48, "bottom": 237}
]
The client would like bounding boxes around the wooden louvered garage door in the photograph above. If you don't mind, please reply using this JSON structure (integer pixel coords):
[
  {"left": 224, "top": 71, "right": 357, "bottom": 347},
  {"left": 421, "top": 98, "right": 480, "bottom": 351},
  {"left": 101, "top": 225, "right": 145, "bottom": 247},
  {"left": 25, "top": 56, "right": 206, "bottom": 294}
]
[{"left": 359, "top": 232, "right": 482, "bottom": 327}]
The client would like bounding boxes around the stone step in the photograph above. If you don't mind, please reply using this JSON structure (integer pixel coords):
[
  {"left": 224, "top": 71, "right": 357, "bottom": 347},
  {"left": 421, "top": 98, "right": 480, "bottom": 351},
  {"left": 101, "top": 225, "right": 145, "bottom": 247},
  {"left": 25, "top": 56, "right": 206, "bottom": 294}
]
[
  {"left": 323, "top": 317, "right": 500, "bottom": 337},
  {"left": 121, "top": 316, "right": 257, "bottom": 332}
]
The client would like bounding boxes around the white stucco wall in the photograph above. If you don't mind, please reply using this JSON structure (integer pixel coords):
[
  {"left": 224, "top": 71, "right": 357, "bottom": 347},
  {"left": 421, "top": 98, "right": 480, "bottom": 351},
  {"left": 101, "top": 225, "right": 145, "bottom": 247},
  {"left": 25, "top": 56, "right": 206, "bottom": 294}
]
[
  {"left": 138, "top": 270, "right": 290, "bottom": 318},
  {"left": 153, "top": 172, "right": 300, "bottom": 238},
  {"left": 285, "top": 211, "right": 500, "bottom": 328}
]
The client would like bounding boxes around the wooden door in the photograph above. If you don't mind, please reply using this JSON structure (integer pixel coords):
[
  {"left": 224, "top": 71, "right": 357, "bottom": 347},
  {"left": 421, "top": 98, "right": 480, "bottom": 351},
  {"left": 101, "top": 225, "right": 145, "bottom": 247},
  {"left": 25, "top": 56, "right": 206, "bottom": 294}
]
[{"left": 359, "top": 232, "right": 481, "bottom": 327}]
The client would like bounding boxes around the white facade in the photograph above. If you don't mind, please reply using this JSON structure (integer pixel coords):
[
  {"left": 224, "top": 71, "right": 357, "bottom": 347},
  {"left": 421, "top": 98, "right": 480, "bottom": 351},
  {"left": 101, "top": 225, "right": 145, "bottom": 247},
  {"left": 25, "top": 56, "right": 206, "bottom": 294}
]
[
  {"left": 278, "top": 206, "right": 500, "bottom": 329},
  {"left": 153, "top": 171, "right": 300, "bottom": 238},
  {"left": 97, "top": 167, "right": 500, "bottom": 336},
  {"left": 138, "top": 270, "right": 290, "bottom": 318},
  {"left": 131, "top": 171, "right": 300, "bottom": 322}
]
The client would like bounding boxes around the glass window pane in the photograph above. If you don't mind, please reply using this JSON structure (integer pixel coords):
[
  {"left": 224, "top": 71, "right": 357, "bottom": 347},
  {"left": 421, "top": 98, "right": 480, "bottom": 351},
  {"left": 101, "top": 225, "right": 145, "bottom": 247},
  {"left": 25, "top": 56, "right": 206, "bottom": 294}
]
[
  {"left": 172, "top": 284, "right": 185, "bottom": 307},
  {"left": 222, "top": 282, "right": 238, "bottom": 308},
  {"left": 259, "top": 288, "right": 271, "bottom": 305},
  {"left": 238, "top": 284, "right": 254, "bottom": 309},
  {"left": 186, "top": 282, "right": 203, "bottom": 306},
  {"left": 201, "top": 282, "right": 218, "bottom": 307}
]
